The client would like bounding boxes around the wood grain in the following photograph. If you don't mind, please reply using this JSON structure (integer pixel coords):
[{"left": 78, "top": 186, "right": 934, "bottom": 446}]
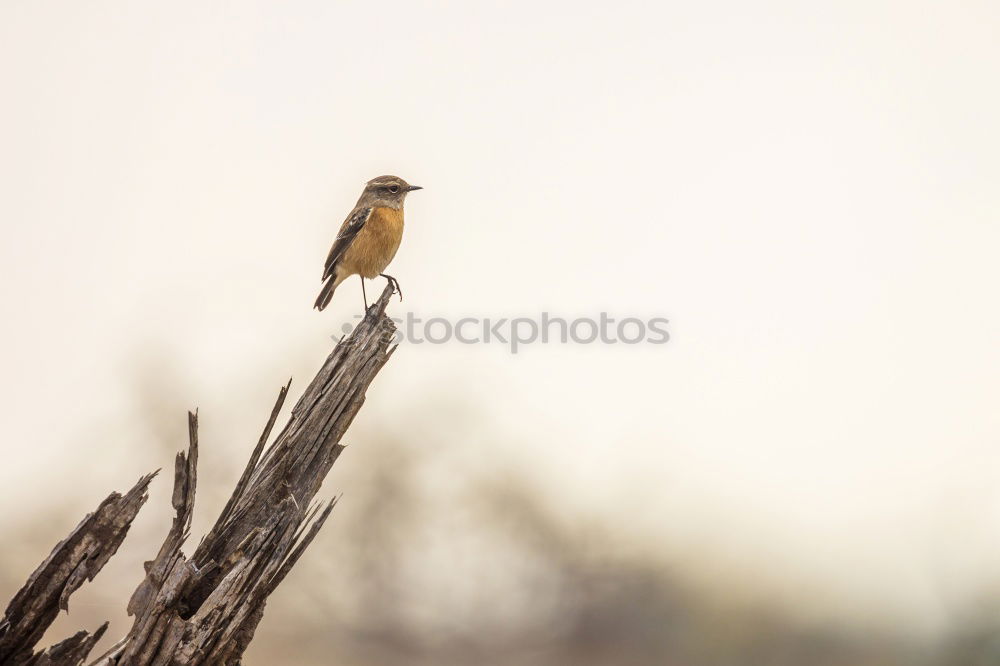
[{"left": 1, "top": 284, "right": 398, "bottom": 666}]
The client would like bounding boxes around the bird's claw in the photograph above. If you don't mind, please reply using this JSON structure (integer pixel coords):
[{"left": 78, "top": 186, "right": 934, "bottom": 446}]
[{"left": 380, "top": 274, "right": 403, "bottom": 301}]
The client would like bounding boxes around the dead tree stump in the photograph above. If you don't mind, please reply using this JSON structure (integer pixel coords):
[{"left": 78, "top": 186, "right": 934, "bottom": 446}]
[{"left": 0, "top": 284, "right": 399, "bottom": 665}]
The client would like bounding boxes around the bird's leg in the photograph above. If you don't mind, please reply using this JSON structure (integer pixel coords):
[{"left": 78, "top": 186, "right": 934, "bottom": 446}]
[
  {"left": 379, "top": 273, "right": 403, "bottom": 301},
  {"left": 360, "top": 276, "right": 368, "bottom": 310}
]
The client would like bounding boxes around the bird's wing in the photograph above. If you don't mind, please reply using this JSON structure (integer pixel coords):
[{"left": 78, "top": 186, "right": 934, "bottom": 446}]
[{"left": 322, "top": 206, "right": 372, "bottom": 281}]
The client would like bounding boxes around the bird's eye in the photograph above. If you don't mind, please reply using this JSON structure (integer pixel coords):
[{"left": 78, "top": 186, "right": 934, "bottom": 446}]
[{"left": 388, "top": 185, "right": 400, "bottom": 193}]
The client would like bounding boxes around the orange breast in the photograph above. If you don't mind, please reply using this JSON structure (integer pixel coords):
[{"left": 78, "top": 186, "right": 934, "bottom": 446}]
[{"left": 340, "top": 206, "right": 404, "bottom": 278}]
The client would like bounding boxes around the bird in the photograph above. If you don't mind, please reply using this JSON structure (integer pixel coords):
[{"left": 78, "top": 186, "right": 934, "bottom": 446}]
[{"left": 314, "top": 175, "right": 421, "bottom": 311}]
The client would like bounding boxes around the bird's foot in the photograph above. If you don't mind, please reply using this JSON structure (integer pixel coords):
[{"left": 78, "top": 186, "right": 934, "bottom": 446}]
[{"left": 380, "top": 273, "right": 403, "bottom": 301}]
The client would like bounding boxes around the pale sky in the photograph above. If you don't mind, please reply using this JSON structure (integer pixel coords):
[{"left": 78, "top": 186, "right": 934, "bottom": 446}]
[{"left": 2, "top": 0, "right": 1000, "bottom": 642}]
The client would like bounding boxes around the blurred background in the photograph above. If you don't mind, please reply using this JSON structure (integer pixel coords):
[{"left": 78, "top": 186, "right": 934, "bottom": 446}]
[{"left": 3, "top": 1, "right": 1000, "bottom": 663}]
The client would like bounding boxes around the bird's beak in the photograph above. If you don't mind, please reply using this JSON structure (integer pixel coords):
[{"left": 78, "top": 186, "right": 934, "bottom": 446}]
[{"left": 406, "top": 185, "right": 423, "bottom": 192}]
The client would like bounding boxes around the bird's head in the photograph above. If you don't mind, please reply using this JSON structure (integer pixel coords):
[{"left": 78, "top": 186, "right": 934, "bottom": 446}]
[{"left": 359, "top": 175, "right": 422, "bottom": 209}]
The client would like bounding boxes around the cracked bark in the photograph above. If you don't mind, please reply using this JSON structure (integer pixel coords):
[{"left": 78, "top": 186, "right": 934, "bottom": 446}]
[
  {"left": 1, "top": 284, "right": 398, "bottom": 665},
  {"left": 0, "top": 477, "right": 154, "bottom": 665}
]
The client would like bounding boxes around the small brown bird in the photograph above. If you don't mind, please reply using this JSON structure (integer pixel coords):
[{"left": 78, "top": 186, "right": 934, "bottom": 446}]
[{"left": 314, "top": 175, "right": 421, "bottom": 311}]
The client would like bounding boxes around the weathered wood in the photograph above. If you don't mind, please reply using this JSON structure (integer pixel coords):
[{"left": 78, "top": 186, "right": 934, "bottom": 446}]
[
  {"left": 106, "top": 284, "right": 398, "bottom": 665},
  {"left": 2, "top": 284, "right": 398, "bottom": 666},
  {"left": 28, "top": 623, "right": 108, "bottom": 666},
  {"left": 0, "top": 475, "right": 156, "bottom": 665}
]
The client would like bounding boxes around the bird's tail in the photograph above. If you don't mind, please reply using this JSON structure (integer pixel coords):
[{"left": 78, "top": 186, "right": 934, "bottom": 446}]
[{"left": 314, "top": 275, "right": 338, "bottom": 311}]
